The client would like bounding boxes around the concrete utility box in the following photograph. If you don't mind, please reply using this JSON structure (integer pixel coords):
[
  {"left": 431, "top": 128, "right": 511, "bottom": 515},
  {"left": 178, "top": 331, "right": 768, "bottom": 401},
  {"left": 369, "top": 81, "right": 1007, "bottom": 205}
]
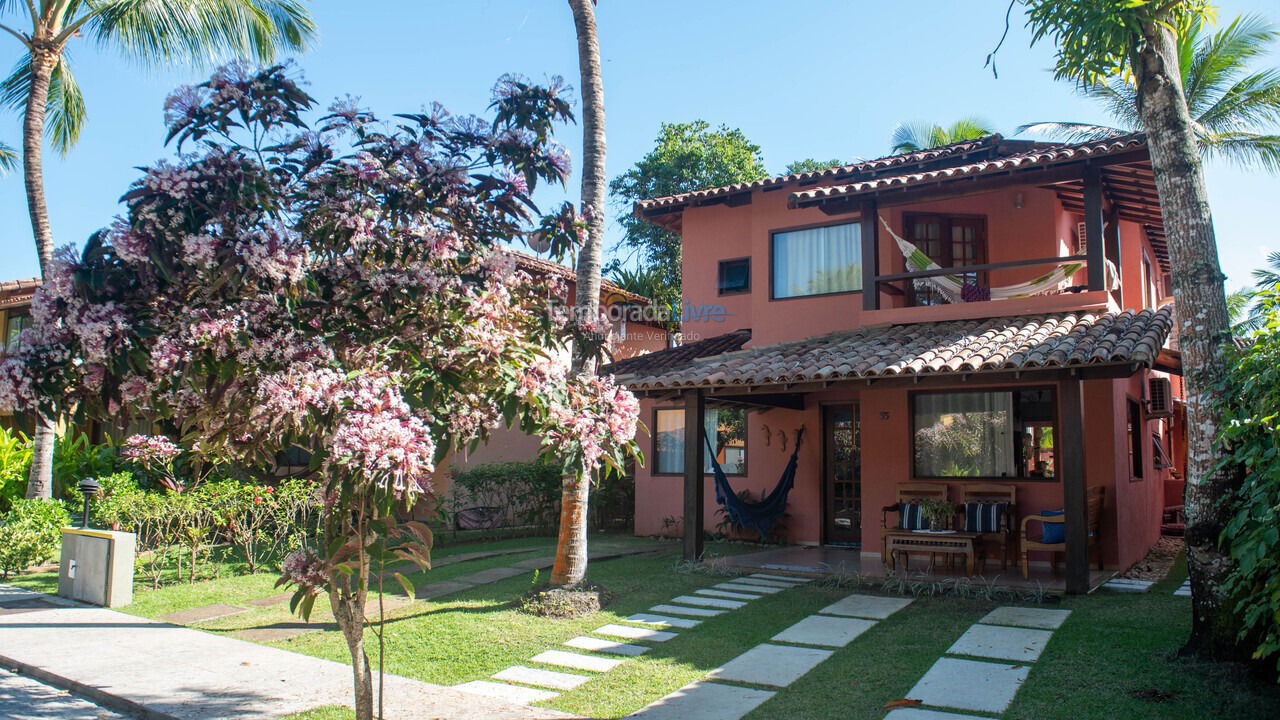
[{"left": 58, "top": 528, "right": 135, "bottom": 608}]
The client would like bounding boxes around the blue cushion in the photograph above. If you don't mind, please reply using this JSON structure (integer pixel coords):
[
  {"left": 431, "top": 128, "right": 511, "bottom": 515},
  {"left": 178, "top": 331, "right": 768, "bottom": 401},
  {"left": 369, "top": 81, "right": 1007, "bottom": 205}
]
[
  {"left": 1040, "top": 510, "right": 1065, "bottom": 543},
  {"left": 898, "top": 502, "right": 930, "bottom": 531},
  {"left": 964, "top": 502, "right": 1007, "bottom": 533}
]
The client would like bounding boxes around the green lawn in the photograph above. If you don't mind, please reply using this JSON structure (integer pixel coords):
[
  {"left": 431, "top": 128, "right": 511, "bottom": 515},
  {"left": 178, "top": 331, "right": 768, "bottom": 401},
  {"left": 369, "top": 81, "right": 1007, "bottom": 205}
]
[{"left": 16, "top": 533, "right": 1276, "bottom": 720}]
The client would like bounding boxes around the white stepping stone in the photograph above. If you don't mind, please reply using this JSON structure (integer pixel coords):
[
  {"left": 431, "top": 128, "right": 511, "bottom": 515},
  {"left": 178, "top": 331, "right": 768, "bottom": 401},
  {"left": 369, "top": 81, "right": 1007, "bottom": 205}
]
[
  {"left": 624, "top": 613, "right": 702, "bottom": 629},
  {"left": 627, "top": 680, "right": 775, "bottom": 719},
  {"left": 730, "top": 577, "right": 793, "bottom": 589},
  {"left": 595, "top": 623, "right": 678, "bottom": 642},
  {"left": 979, "top": 606, "right": 1071, "bottom": 630},
  {"left": 530, "top": 649, "right": 623, "bottom": 673},
  {"left": 820, "top": 593, "right": 913, "bottom": 620},
  {"left": 1103, "top": 579, "right": 1153, "bottom": 593},
  {"left": 907, "top": 657, "right": 1030, "bottom": 714},
  {"left": 696, "top": 588, "right": 761, "bottom": 600},
  {"left": 492, "top": 665, "right": 590, "bottom": 690},
  {"left": 455, "top": 680, "right": 558, "bottom": 704},
  {"left": 650, "top": 604, "right": 725, "bottom": 618},
  {"left": 715, "top": 581, "right": 783, "bottom": 594},
  {"left": 885, "top": 709, "right": 990, "bottom": 720},
  {"left": 564, "top": 636, "right": 649, "bottom": 656},
  {"left": 749, "top": 573, "right": 812, "bottom": 583},
  {"left": 670, "top": 595, "right": 746, "bottom": 610},
  {"left": 707, "top": 643, "right": 833, "bottom": 687},
  {"left": 771, "top": 615, "right": 876, "bottom": 648},
  {"left": 1174, "top": 583, "right": 1191, "bottom": 597},
  {"left": 947, "top": 624, "right": 1054, "bottom": 662}
]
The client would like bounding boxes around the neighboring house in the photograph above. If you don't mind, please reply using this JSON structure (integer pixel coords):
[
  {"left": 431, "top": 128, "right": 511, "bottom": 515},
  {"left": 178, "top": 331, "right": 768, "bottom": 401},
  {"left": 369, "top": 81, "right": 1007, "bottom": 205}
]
[
  {"left": 0, "top": 278, "right": 40, "bottom": 435},
  {"left": 609, "top": 133, "right": 1186, "bottom": 592}
]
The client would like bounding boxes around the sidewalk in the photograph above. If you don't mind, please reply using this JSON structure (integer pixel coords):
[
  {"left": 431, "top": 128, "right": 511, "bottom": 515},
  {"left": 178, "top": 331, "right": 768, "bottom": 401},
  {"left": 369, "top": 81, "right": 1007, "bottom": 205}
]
[{"left": 0, "top": 586, "right": 574, "bottom": 720}]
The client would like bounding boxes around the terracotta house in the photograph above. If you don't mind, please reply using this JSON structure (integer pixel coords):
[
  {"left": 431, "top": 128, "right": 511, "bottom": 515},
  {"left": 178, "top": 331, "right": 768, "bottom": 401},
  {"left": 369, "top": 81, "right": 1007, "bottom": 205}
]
[
  {"left": 609, "top": 134, "right": 1186, "bottom": 593},
  {"left": 0, "top": 278, "right": 41, "bottom": 435}
]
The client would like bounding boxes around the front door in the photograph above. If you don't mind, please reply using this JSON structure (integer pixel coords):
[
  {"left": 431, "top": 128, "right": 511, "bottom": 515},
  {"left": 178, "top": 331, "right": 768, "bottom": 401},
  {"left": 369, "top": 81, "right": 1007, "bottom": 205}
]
[{"left": 823, "top": 404, "right": 861, "bottom": 546}]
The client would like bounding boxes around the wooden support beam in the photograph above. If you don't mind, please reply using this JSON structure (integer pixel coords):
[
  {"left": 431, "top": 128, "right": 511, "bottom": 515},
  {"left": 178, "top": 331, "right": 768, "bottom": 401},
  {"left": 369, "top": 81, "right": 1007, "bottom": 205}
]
[
  {"left": 682, "top": 389, "right": 705, "bottom": 562},
  {"left": 861, "top": 199, "right": 879, "bottom": 311},
  {"left": 1083, "top": 166, "right": 1106, "bottom": 291},
  {"left": 1060, "top": 378, "right": 1090, "bottom": 594},
  {"left": 1105, "top": 206, "right": 1123, "bottom": 306}
]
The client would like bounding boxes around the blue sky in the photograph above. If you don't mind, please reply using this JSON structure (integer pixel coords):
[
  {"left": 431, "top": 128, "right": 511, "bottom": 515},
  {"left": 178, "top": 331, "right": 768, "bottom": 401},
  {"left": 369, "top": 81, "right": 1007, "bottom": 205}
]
[{"left": 2, "top": 0, "right": 1277, "bottom": 291}]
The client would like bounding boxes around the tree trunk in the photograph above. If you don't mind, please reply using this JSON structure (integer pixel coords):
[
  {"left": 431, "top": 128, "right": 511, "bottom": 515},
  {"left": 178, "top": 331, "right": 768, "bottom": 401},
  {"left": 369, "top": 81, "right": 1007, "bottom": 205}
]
[
  {"left": 550, "top": 471, "right": 591, "bottom": 587},
  {"left": 1132, "top": 21, "right": 1244, "bottom": 661},
  {"left": 22, "top": 46, "right": 58, "bottom": 502},
  {"left": 552, "top": 0, "right": 608, "bottom": 589},
  {"left": 332, "top": 575, "right": 373, "bottom": 720}
]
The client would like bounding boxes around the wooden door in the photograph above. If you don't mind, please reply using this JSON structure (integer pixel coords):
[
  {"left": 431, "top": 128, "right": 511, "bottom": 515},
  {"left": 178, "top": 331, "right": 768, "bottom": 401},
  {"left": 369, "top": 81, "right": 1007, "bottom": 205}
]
[
  {"left": 904, "top": 214, "right": 988, "bottom": 305},
  {"left": 824, "top": 404, "right": 861, "bottom": 545}
]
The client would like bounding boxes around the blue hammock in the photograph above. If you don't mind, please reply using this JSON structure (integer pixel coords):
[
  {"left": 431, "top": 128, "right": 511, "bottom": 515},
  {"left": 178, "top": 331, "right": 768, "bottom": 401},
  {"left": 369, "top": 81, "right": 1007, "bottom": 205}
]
[{"left": 707, "top": 428, "right": 804, "bottom": 541}]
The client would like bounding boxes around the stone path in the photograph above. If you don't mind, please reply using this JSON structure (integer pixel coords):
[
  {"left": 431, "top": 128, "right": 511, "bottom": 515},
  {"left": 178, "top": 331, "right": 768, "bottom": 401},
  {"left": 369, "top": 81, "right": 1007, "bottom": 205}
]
[
  {"left": 0, "top": 585, "right": 572, "bottom": 720},
  {"left": 458, "top": 572, "right": 817, "bottom": 711},
  {"left": 1174, "top": 579, "right": 1191, "bottom": 597},
  {"left": 0, "top": 667, "right": 127, "bottom": 720},
  {"left": 885, "top": 606, "right": 1071, "bottom": 719},
  {"left": 1102, "top": 577, "right": 1154, "bottom": 593},
  {"left": 631, "top": 582, "right": 913, "bottom": 719}
]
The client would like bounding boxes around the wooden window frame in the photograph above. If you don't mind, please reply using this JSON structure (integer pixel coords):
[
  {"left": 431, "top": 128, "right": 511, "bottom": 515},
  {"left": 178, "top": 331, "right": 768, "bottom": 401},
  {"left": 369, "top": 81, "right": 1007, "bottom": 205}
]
[
  {"left": 1127, "top": 397, "right": 1145, "bottom": 481},
  {"left": 650, "top": 405, "right": 749, "bottom": 477},
  {"left": 717, "top": 257, "right": 751, "bottom": 296},
  {"left": 909, "top": 386, "right": 1059, "bottom": 483},
  {"left": 902, "top": 212, "right": 989, "bottom": 306},
  {"left": 768, "top": 218, "right": 864, "bottom": 301}
]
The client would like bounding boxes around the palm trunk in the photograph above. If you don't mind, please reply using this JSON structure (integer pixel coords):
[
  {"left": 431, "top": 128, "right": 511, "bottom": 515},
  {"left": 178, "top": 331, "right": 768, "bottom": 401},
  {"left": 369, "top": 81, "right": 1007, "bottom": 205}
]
[
  {"left": 22, "top": 48, "right": 58, "bottom": 502},
  {"left": 550, "top": 471, "right": 591, "bottom": 587},
  {"left": 1132, "top": 22, "right": 1244, "bottom": 661},
  {"left": 552, "top": 0, "right": 608, "bottom": 589}
]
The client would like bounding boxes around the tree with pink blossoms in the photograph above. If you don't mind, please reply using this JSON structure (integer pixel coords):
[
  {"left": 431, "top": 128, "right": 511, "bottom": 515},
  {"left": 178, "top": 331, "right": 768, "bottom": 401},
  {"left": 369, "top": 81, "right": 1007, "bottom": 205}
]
[{"left": 0, "top": 63, "right": 639, "bottom": 720}]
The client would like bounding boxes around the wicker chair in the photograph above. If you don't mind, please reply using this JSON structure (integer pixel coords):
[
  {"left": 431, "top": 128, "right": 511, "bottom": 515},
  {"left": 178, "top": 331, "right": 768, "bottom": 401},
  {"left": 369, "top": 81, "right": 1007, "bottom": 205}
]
[
  {"left": 1020, "top": 486, "right": 1105, "bottom": 578},
  {"left": 958, "top": 484, "right": 1017, "bottom": 570}
]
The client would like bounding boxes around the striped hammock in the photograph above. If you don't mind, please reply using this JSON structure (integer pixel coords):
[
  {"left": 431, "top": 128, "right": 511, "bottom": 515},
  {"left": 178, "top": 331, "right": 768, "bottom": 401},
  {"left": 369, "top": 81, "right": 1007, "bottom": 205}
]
[{"left": 881, "top": 217, "right": 1118, "bottom": 304}]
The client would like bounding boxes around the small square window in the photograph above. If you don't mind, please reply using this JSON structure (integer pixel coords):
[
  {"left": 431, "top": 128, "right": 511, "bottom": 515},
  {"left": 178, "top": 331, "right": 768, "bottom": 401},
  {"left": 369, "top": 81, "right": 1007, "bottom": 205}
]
[{"left": 718, "top": 258, "right": 750, "bottom": 295}]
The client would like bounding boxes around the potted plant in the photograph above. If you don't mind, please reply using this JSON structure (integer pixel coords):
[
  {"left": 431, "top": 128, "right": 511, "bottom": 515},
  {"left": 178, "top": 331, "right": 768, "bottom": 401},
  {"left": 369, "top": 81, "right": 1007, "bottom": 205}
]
[{"left": 920, "top": 499, "right": 956, "bottom": 533}]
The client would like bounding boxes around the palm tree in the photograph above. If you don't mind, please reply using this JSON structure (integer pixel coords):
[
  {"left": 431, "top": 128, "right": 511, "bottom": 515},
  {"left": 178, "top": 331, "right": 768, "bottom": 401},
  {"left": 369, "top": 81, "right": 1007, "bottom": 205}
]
[
  {"left": 0, "top": 1, "right": 313, "bottom": 499},
  {"left": 890, "top": 117, "right": 997, "bottom": 153},
  {"left": 1228, "top": 250, "right": 1280, "bottom": 335},
  {"left": 555, "top": 0, "right": 606, "bottom": 589},
  {"left": 1021, "top": 14, "right": 1280, "bottom": 171},
  {"left": 0, "top": 139, "right": 13, "bottom": 172}
]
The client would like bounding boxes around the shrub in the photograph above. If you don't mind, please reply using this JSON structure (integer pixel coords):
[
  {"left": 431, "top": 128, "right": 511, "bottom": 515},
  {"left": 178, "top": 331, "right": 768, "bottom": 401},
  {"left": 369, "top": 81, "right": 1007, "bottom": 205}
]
[
  {"left": 450, "top": 460, "right": 561, "bottom": 529},
  {"left": 1219, "top": 288, "right": 1280, "bottom": 672},
  {"left": 52, "top": 431, "right": 125, "bottom": 503},
  {"left": 0, "top": 426, "right": 32, "bottom": 511},
  {"left": 0, "top": 499, "right": 70, "bottom": 578}
]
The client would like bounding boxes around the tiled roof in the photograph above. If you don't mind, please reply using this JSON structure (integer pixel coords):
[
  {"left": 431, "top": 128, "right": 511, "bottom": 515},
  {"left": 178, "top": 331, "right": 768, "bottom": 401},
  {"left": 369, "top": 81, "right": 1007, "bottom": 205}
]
[
  {"left": 790, "top": 133, "right": 1147, "bottom": 206},
  {"left": 605, "top": 329, "right": 751, "bottom": 377},
  {"left": 0, "top": 277, "right": 41, "bottom": 309},
  {"left": 633, "top": 134, "right": 1011, "bottom": 214},
  {"left": 503, "top": 249, "right": 650, "bottom": 305},
  {"left": 616, "top": 308, "right": 1173, "bottom": 390}
]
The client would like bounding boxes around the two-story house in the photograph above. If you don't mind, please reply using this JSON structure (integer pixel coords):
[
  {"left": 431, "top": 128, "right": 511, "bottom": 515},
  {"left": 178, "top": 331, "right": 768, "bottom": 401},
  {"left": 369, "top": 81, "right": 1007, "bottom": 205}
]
[{"left": 609, "top": 133, "right": 1186, "bottom": 593}]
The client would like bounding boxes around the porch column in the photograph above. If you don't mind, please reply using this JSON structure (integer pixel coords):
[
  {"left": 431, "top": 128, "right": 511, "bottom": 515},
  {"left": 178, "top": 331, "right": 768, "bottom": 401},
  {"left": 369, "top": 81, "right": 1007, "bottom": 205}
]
[
  {"left": 1083, "top": 165, "right": 1106, "bottom": 292},
  {"left": 1104, "top": 206, "right": 1123, "bottom": 305},
  {"left": 1060, "top": 377, "right": 1090, "bottom": 594},
  {"left": 861, "top": 199, "right": 879, "bottom": 311},
  {"left": 682, "top": 389, "right": 705, "bottom": 562}
]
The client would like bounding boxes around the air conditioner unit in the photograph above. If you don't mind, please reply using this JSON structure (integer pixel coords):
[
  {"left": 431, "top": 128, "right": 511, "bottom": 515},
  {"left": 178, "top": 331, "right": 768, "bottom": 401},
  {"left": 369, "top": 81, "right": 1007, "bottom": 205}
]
[{"left": 1147, "top": 377, "right": 1175, "bottom": 419}]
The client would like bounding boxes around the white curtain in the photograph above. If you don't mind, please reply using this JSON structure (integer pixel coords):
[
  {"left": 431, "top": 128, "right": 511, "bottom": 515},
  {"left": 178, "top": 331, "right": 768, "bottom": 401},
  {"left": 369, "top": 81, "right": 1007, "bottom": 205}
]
[
  {"left": 773, "top": 223, "right": 862, "bottom": 298},
  {"left": 913, "top": 392, "right": 1016, "bottom": 477},
  {"left": 655, "top": 408, "right": 744, "bottom": 474}
]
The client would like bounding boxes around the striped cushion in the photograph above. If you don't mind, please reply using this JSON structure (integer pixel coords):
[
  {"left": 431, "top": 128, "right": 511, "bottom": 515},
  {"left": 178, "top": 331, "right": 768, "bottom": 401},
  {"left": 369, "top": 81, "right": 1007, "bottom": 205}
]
[
  {"left": 897, "top": 502, "right": 929, "bottom": 531},
  {"left": 963, "top": 502, "right": 1008, "bottom": 533}
]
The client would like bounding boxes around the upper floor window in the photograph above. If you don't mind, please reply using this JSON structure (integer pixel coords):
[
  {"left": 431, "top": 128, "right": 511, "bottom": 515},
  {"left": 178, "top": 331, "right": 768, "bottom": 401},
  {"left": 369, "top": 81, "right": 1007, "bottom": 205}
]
[
  {"left": 771, "top": 222, "right": 862, "bottom": 299},
  {"left": 1141, "top": 249, "right": 1156, "bottom": 309},
  {"left": 904, "top": 213, "right": 987, "bottom": 306},
  {"left": 4, "top": 312, "right": 31, "bottom": 352},
  {"left": 718, "top": 257, "right": 750, "bottom": 295}
]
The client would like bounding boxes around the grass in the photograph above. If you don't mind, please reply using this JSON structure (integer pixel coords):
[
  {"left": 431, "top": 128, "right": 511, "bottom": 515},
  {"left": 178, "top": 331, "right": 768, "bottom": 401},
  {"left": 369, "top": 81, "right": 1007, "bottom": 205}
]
[{"left": 18, "top": 531, "right": 1277, "bottom": 720}]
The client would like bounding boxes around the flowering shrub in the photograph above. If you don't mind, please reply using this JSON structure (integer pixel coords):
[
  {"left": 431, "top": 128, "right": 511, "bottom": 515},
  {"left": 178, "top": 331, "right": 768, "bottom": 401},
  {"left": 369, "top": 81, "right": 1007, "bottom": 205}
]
[
  {"left": 0, "top": 499, "right": 69, "bottom": 578},
  {"left": 0, "top": 63, "right": 639, "bottom": 717}
]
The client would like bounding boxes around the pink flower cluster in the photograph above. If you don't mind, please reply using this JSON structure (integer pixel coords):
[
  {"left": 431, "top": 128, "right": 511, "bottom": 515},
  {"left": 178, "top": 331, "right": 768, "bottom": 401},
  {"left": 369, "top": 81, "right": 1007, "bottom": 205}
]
[
  {"left": 543, "top": 373, "right": 640, "bottom": 474},
  {"left": 121, "top": 434, "right": 181, "bottom": 463},
  {"left": 239, "top": 229, "right": 305, "bottom": 284},
  {"left": 329, "top": 376, "right": 436, "bottom": 497},
  {"left": 281, "top": 547, "right": 330, "bottom": 594}
]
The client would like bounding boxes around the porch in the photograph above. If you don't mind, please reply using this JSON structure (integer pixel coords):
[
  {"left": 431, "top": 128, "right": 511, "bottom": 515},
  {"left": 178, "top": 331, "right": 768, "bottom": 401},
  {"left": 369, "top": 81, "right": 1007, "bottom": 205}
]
[{"left": 708, "top": 545, "right": 1113, "bottom": 595}]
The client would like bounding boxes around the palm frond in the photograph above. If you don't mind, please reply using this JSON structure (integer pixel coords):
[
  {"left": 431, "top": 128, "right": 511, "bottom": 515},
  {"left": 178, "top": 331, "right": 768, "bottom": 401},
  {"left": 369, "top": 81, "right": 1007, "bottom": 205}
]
[
  {"left": 890, "top": 121, "right": 937, "bottom": 154},
  {"left": 1081, "top": 79, "right": 1139, "bottom": 128},
  {"left": 1198, "top": 131, "right": 1280, "bottom": 172},
  {"left": 87, "top": 0, "right": 314, "bottom": 69},
  {"left": 1253, "top": 250, "right": 1280, "bottom": 289},
  {"left": 0, "top": 53, "right": 88, "bottom": 154},
  {"left": 1184, "top": 14, "right": 1277, "bottom": 115},
  {"left": 949, "top": 116, "right": 998, "bottom": 141},
  {"left": 1017, "top": 121, "right": 1126, "bottom": 143},
  {"left": 1196, "top": 68, "right": 1280, "bottom": 132},
  {"left": 0, "top": 140, "right": 16, "bottom": 174}
]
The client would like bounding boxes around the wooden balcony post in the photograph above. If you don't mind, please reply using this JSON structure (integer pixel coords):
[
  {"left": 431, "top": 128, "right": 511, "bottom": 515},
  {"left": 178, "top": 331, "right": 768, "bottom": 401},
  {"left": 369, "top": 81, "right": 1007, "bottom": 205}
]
[
  {"left": 1083, "top": 166, "right": 1106, "bottom": 291},
  {"left": 861, "top": 199, "right": 879, "bottom": 311},
  {"left": 1105, "top": 206, "right": 1123, "bottom": 306},
  {"left": 682, "top": 389, "right": 705, "bottom": 562},
  {"left": 1060, "top": 377, "right": 1090, "bottom": 594}
]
